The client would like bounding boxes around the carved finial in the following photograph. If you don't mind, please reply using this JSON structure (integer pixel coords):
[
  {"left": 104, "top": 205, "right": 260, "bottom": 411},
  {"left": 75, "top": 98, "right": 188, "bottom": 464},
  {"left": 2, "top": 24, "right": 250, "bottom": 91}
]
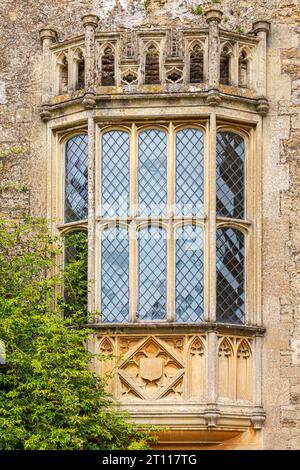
[
  {"left": 82, "top": 14, "right": 99, "bottom": 29},
  {"left": 204, "top": 7, "right": 223, "bottom": 25},
  {"left": 39, "top": 28, "right": 57, "bottom": 44},
  {"left": 252, "top": 20, "right": 270, "bottom": 35}
]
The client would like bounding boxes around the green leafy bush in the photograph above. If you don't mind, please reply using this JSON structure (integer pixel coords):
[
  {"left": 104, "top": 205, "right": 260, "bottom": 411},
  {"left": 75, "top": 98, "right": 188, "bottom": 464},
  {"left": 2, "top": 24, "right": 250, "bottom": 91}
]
[{"left": 0, "top": 217, "right": 154, "bottom": 450}]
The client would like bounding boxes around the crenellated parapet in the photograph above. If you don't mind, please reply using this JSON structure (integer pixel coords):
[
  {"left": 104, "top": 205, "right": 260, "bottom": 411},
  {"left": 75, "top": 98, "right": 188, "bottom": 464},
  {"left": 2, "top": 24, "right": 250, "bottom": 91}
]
[{"left": 39, "top": 8, "right": 270, "bottom": 120}]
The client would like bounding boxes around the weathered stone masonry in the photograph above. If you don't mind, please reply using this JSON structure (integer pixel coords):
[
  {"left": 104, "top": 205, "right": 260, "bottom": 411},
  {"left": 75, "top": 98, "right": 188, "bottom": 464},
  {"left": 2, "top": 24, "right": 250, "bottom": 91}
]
[{"left": 0, "top": 0, "right": 300, "bottom": 449}]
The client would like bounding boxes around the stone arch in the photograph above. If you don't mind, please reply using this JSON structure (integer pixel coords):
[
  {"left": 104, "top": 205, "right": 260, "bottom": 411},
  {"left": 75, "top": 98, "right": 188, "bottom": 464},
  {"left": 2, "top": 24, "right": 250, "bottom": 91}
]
[
  {"left": 57, "top": 51, "right": 68, "bottom": 94},
  {"left": 238, "top": 48, "right": 250, "bottom": 88},
  {"left": 220, "top": 43, "right": 233, "bottom": 86},
  {"left": 144, "top": 42, "right": 160, "bottom": 85},
  {"left": 101, "top": 44, "right": 115, "bottom": 86},
  {"left": 187, "top": 337, "right": 205, "bottom": 399},
  {"left": 73, "top": 48, "right": 85, "bottom": 90},
  {"left": 218, "top": 337, "right": 234, "bottom": 400},
  {"left": 236, "top": 339, "right": 252, "bottom": 401},
  {"left": 189, "top": 41, "right": 204, "bottom": 83}
]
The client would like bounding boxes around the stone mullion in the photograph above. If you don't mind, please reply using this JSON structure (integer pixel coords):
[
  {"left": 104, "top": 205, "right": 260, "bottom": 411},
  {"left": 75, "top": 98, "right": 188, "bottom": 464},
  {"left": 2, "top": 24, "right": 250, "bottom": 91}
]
[
  {"left": 130, "top": 124, "right": 138, "bottom": 321},
  {"left": 87, "top": 114, "right": 96, "bottom": 318},
  {"left": 206, "top": 113, "right": 217, "bottom": 322},
  {"left": 167, "top": 123, "right": 175, "bottom": 321}
]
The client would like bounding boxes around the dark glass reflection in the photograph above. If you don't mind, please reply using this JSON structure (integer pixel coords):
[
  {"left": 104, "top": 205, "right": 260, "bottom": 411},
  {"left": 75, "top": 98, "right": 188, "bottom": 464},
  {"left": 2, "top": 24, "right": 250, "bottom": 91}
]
[
  {"left": 65, "top": 135, "right": 88, "bottom": 223},
  {"left": 138, "top": 227, "right": 166, "bottom": 320},
  {"left": 176, "top": 128, "right": 204, "bottom": 216},
  {"left": 101, "top": 227, "right": 129, "bottom": 323},
  {"left": 216, "top": 228, "right": 245, "bottom": 324},
  {"left": 102, "top": 131, "right": 130, "bottom": 217},
  {"left": 216, "top": 132, "right": 245, "bottom": 219},
  {"left": 176, "top": 225, "right": 204, "bottom": 322}
]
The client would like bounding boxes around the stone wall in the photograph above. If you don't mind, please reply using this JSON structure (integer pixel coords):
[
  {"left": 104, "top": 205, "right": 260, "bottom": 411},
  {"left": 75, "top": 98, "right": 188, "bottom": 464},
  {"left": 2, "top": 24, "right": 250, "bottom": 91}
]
[{"left": 0, "top": 0, "right": 299, "bottom": 449}]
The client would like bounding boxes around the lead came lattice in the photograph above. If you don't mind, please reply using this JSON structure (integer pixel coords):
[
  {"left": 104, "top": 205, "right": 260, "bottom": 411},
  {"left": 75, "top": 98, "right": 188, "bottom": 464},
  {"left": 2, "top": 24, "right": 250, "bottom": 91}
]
[
  {"left": 138, "top": 227, "right": 166, "bottom": 320},
  {"left": 216, "top": 132, "right": 245, "bottom": 219},
  {"left": 101, "top": 227, "right": 129, "bottom": 323},
  {"left": 176, "top": 225, "right": 204, "bottom": 322},
  {"left": 65, "top": 135, "right": 88, "bottom": 222},
  {"left": 216, "top": 227, "right": 245, "bottom": 324},
  {"left": 102, "top": 131, "right": 130, "bottom": 216}
]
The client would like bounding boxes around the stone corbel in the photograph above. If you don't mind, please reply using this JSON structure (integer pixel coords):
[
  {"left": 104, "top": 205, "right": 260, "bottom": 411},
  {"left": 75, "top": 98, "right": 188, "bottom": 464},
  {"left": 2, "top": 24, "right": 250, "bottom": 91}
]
[
  {"left": 82, "top": 91, "right": 97, "bottom": 109},
  {"left": 206, "top": 88, "right": 221, "bottom": 106},
  {"left": 251, "top": 407, "right": 266, "bottom": 430},
  {"left": 203, "top": 405, "right": 221, "bottom": 428},
  {"left": 82, "top": 14, "right": 99, "bottom": 92},
  {"left": 39, "top": 104, "right": 52, "bottom": 122},
  {"left": 256, "top": 96, "right": 269, "bottom": 116}
]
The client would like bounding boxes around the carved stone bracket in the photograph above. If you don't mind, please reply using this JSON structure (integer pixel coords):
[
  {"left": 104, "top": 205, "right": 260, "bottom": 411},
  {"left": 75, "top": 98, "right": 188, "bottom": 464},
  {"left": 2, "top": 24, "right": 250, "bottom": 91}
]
[
  {"left": 39, "top": 104, "right": 52, "bottom": 121},
  {"left": 256, "top": 96, "right": 269, "bottom": 116},
  {"left": 251, "top": 408, "right": 266, "bottom": 430},
  {"left": 82, "top": 92, "right": 97, "bottom": 109},
  {"left": 203, "top": 405, "right": 221, "bottom": 428},
  {"left": 206, "top": 88, "right": 221, "bottom": 106}
]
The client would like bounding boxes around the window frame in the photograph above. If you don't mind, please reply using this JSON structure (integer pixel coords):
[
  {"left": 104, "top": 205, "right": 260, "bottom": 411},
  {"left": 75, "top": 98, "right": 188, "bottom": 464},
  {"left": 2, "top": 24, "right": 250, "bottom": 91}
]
[{"left": 56, "top": 119, "right": 255, "bottom": 326}]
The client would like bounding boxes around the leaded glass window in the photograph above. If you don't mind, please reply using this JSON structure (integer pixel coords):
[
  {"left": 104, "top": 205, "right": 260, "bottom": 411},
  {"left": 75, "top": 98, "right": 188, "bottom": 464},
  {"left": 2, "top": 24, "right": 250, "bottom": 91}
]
[
  {"left": 138, "top": 129, "right": 167, "bottom": 216},
  {"left": 138, "top": 226, "right": 166, "bottom": 321},
  {"left": 216, "top": 227, "right": 245, "bottom": 324},
  {"left": 60, "top": 122, "right": 249, "bottom": 326},
  {"left": 176, "top": 225, "right": 204, "bottom": 322},
  {"left": 101, "top": 227, "right": 129, "bottom": 323},
  {"left": 216, "top": 132, "right": 245, "bottom": 219},
  {"left": 102, "top": 130, "right": 130, "bottom": 216},
  {"left": 176, "top": 128, "right": 204, "bottom": 216},
  {"left": 65, "top": 135, "right": 88, "bottom": 223}
]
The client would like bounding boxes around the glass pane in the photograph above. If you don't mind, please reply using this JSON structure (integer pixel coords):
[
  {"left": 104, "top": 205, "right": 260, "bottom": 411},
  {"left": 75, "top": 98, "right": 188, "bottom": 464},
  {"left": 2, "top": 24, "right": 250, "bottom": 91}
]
[
  {"left": 138, "top": 227, "right": 166, "bottom": 320},
  {"left": 65, "top": 135, "right": 88, "bottom": 222},
  {"left": 176, "top": 128, "right": 204, "bottom": 216},
  {"left": 138, "top": 130, "right": 167, "bottom": 216},
  {"left": 176, "top": 225, "right": 204, "bottom": 322},
  {"left": 216, "top": 228, "right": 245, "bottom": 324},
  {"left": 216, "top": 132, "right": 245, "bottom": 219},
  {"left": 101, "top": 227, "right": 129, "bottom": 323},
  {"left": 102, "top": 131, "right": 130, "bottom": 216}
]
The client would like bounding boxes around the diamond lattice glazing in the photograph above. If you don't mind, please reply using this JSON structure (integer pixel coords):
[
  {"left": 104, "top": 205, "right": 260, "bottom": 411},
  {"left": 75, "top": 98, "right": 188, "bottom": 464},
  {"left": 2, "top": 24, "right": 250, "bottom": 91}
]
[
  {"left": 101, "top": 227, "right": 129, "bottom": 323},
  {"left": 176, "top": 128, "right": 204, "bottom": 216},
  {"left": 216, "top": 227, "right": 245, "bottom": 324},
  {"left": 102, "top": 131, "right": 130, "bottom": 216},
  {"left": 138, "top": 226, "right": 166, "bottom": 320},
  {"left": 138, "top": 130, "right": 167, "bottom": 216},
  {"left": 176, "top": 225, "right": 204, "bottom": 322},
  {"left": 65, "top": 135, "right": 88, "bottom": 222},
  {"left": 216, "top": 132, "right": 245, "bottom": 219}
]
